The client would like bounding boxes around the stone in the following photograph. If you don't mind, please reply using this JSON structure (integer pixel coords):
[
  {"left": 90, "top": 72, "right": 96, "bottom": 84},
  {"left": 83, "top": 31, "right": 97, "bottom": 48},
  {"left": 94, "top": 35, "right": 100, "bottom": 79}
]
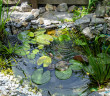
[
  {"left": 15, "top": 22, "right": 22, "bottom": 28},
  {"left": 20, "top": 2, "right": 32, "bottom": 12},
  {"left": 24, "top": 14, "right": 35, "bottom": 22},
  {"left": 22, "top": 21, "right": 28, "bottom": 27},
  {"left": 12, "top": 26, "right": 18, "bottom": 34},
  {"left": 57, "top": 3, "right": 68, "bottom": 12},
  {"left": 68, "top": 5, "right": 77, "bottom": 13},
  {"left": 38, "top": 18, "right": 44, "bottom": 24},
  {"left": 91, "top": 17, "right": 105, "bottom": 24},
  {"left": 82, "top": 27, "right": 95, "bottom": 39},
  {"left": 31, "top": 9, "right": 40, "bottom": 18},
  {"left": 95, "top": 5, "right": 106, "bottom": 17},
  {"left": 45, "top": 4, "right": 54, "bottom": 11},
  {"left": 5, "top": 27, "right": 12, "bottom": 35},
  {"left": 74, "top": 17, "right": 90, "bottom": 25},
  {"left": 31, "top": 25, "right": 38, "bottom": 29},
  {"left": 55, "top": 61, "right": 69, "bottom": 71},
  {"left": 31, "top": 20, "right": 39, "bottom": 25},
  {"left": 10, "top": 6, "right": 21, "bottom": 11},
  {"left": 39, "top": 7, "right": 46, "bottom": 14},
  {"left": 44, "top": 19, "right": 51, "bottom": 26}
]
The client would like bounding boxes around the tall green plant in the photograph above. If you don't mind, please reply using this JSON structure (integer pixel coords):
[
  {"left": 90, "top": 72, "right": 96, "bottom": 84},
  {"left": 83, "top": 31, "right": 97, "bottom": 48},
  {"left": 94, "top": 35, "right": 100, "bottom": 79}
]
[
  {"left": 72, "top": 34, "right": 110, "bottom": 87},
  {"left": 88, "top": 0, "right": 99, "bottom": 12},
  {"left": 0, "top": 0, "right": 20, "bottom": 41}
]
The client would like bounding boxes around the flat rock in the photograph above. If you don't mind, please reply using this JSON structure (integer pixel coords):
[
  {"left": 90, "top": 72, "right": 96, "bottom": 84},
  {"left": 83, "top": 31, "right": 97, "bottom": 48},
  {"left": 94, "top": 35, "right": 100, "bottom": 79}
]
[
  {"left": 74, "top": 17, "right": 90, "bottom": 25},
  {"left": 91, "top": 17, "right": 105, "bottom": 24},
  {"left": 24, "top": 14, "right": 35, "bottom": 22}
]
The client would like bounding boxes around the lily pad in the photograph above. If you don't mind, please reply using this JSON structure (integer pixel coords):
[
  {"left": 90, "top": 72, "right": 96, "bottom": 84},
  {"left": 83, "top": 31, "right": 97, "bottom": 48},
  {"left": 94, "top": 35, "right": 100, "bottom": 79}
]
[
  {"left": 30, "top": 39, "right": 36, "bottom": 44},
  {"left": 34, "top": 29, "right": 46, "bottom": 36},
  {"left": 69, "top": 59, "right": 82, "bottom": 70},
  {"left": 32, "top": 49, "right": 39, "bottom": 54},
  {"left": 28, "top": 32, "right": 34, "bottom": 37},
  {"left": 37, "top": 56, "right": 52, "bottom": 67},
  {"left": 31, "top": 68, "right": 50, "bottom": 84},
  {"left": 27, "top": 53, "right": 36, "bottom": 59},
  {"left": 38, "top": 45, "right": 44, "bottom": 49},
  {"left": 18, "top": 31, "right": 30, "bottom": 42},
  {"left": 36, "top": 34, "right": 53, "bottom": 45},
  {"left": 55, "top": 68, "right": 72, "bottom": 80}
]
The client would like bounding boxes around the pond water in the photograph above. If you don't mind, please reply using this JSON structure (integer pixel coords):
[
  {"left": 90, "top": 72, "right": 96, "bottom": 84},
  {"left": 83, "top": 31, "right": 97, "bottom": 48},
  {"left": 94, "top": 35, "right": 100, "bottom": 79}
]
[{"left": 11, "top": 29, "right": 98, "bottom": 96}]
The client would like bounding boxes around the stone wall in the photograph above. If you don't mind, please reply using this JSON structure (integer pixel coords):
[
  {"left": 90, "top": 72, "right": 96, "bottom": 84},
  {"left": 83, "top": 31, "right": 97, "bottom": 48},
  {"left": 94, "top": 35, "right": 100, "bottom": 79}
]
[{"left": 3, "top": 0, "right": 88, "bottom": 5}]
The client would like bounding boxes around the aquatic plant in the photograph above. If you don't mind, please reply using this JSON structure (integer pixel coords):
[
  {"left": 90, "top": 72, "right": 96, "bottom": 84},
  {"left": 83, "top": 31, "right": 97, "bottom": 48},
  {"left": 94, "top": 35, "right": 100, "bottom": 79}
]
[
  {"left": 55, "top": 68, "right": 72, "bottom": 80},
  {"left": 37, "top": 56, "right": 52, "bottom": 67},
  {"left": 31, "top": 68, "right": 51, "bottom": 84},
  {"left": 71, "top": 34, "right": 110, "bottom": 87}
]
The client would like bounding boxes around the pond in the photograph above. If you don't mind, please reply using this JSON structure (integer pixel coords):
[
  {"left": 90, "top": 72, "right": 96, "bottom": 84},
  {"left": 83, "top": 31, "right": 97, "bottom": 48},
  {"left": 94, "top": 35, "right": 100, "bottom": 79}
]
[{"left": 10, "top": 29, "right": 96, "bottom": 96}]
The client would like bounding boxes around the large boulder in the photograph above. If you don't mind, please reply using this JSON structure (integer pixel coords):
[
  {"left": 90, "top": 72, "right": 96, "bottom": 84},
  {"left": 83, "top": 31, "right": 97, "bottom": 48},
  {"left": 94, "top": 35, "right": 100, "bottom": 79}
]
[{"left": 57, "top": 3, "right": 68, "bottom": 12}]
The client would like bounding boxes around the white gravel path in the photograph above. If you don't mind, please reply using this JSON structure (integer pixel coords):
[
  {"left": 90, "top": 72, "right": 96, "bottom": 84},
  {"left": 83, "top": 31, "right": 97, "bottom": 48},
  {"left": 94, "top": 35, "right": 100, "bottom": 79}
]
[{"left": 0, "top": 72, "right": 42, "bottom": 96}]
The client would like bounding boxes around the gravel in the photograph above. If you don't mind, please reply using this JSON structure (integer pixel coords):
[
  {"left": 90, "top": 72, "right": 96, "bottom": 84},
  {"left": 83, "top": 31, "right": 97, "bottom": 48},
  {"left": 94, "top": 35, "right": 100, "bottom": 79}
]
[{"left": 0, "top": 72, "right": 42, "bottom": 96}]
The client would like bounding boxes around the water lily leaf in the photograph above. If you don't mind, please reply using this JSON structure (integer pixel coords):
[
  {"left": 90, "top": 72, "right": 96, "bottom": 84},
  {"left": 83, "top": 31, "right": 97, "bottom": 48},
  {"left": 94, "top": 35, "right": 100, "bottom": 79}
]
[
  {"left": 36, "top": 34, "right": 53, "bottom": 45},
  {"left": 31, "top": 68, "right": 50, "bottom": 84},
  {"left": 28, "top": 32, "right": 34, "bottom": 37},
  {"left": 30, "top": 39, "right": 36, "bottom": 44},
  {"left": 38, "top": 45, "right": 44, "bottom": 49},
  {"left": 34, "top": 29, "right": 46, "bottom": 36},
  {"left": 37, "top": 56, "right": 52, "bottom": 67},
  {"left": 55, "top": 68, "right": 72, "bottom": 80},
  {"left": 69, "top": 59, "right": 82, "bottom": 70},
  {"left": 32, "top": 49, "right": 39, "bottom": 54},
  {"left": 26, "top": 51, "right": 30, "bottom": 55},
  {"left": 27, "top": 53, "right": 35, "bottom": 59},
  {"left": 15, "top": 49, "right": 26, "bottom": 56},
  {"left": 18, "top": 31, "right": 30, "bottom": 42}
]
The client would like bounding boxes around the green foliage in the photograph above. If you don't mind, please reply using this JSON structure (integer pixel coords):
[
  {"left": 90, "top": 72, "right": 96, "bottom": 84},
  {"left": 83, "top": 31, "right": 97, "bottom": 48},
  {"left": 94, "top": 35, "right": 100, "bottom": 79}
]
[
  {"left": 73, "top": 34, "right": 110, "bottom": 86},
  {"left": 31, "top": 68, "right": 51, "bottom": 84},
  {"left": 27, "top": 53, "right": 36, "bottom": 59},
  {"left": 37, "top": 56, "right": 52, "bottom": 67},
  {"left": 28, "top": 32, "right": 34, "bottom": 37},
  {"left": 73, "top": 6, "right": 88, "bottom": 22},
  {"left": 55, "top": 68, "right": 72, "bottom": 80},
  {"left": 36, "top": 34, "right": 53, "bottom": 45},
  {"left": 0, "top": 0, "right": 20, "bottom": 41},
  {"left": 58, "top": 34, "right": 70, "bottom": 42},
  {"left": 0, "top": 41, "right": 18, "bottom": 56},
  {"left": 69, "top": 59, "right": 83, "bottom": 70},
  {"left": 88, "top": 0, "right": 99, "bottom": 12},
  {"left": 32, "top": 49, "right": 39, "bottom": 54}
]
